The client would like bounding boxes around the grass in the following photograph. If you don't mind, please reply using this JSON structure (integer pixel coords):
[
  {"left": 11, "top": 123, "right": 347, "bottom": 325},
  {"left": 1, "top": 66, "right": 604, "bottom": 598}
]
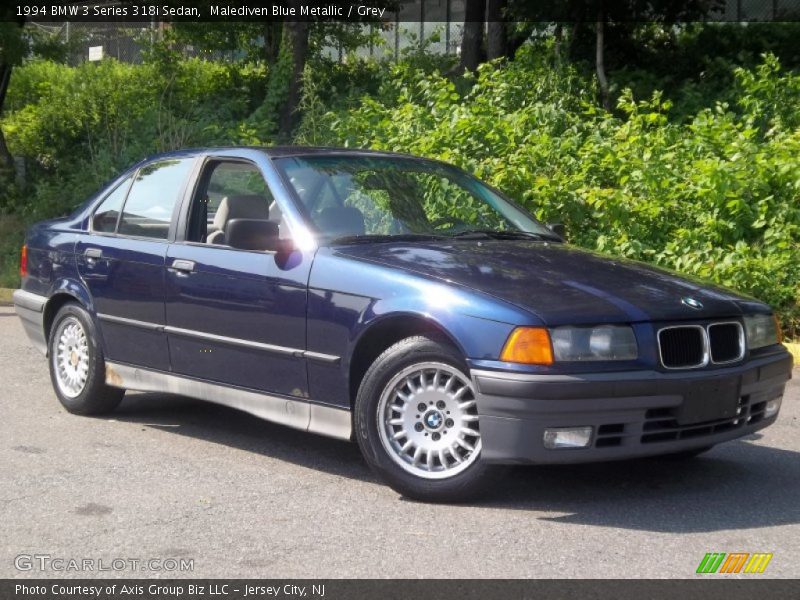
[
  {"left": 783, "top": 342, "right": 800, "bottom": 366},
  {"left": 0, "top": 213, "right": 23, "bottom": 290}
]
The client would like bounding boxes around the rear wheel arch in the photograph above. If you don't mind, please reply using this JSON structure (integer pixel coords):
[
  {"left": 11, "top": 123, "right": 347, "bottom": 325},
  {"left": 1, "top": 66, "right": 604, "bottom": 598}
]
[
  {"left": 347, "top": 314, "right": 465, "bottom": 409},
  {"left": 44, "top": 290, "right": 97, "bottom": 351},
  {"left": 44, "top": 293, "right": 84, "bottom": 345}
]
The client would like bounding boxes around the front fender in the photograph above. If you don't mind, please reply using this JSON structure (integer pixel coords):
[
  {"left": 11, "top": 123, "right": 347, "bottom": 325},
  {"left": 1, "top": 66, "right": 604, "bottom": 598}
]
[
  {"left": 306, "top": 250, "right": 543, "bottom": 408},
  {"left": 308, "top": 249, "right": 542, "bottom": 363},
  {"left": 357, "top": 300, "right": 517, "bottom": 362}
]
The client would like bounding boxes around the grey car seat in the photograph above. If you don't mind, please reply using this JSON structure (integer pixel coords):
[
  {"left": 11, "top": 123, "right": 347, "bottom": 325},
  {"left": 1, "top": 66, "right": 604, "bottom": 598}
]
[
  {"left": 207, "top": 195, "right": 270, "bottom": 245},
  {"left": 316, "top": 207, "right": 366, "bottom": 238}
]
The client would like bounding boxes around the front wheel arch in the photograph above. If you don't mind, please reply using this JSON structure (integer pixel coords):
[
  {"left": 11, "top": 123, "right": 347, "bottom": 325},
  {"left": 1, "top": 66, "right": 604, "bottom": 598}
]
[{"left": 347, "top": 314, "right": 464, "bottom": 409}]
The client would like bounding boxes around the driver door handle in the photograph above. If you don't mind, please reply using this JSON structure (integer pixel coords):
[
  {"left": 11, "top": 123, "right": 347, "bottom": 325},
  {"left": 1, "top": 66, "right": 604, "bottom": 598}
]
[{"left": 170, "top": 259, "right": 196, "bottom": 274}]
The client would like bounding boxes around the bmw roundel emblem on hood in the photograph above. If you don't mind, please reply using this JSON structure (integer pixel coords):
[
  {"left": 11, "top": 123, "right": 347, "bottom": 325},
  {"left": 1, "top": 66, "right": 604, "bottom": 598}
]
[{"left": 681, "top": 297, "right": 704, "bottom": 310}]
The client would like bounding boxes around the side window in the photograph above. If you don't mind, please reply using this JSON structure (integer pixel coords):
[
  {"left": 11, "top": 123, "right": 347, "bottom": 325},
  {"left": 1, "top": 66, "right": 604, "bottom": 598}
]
[
  {"left": 92, "top": 176, "right": 132, "bottom": 233},
  {"left": 188, "top": 161, "right": 279, "bottom": 245},
  {"left": 118, "top": 159, "right": 193, "bottom": 240}
]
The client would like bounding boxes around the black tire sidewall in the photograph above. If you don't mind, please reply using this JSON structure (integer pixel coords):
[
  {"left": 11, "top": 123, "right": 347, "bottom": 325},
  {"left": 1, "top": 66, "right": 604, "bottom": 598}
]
[
  {"left": 47, "top": 303, "right": 121, "bottom": 415},
  {"left": 355, "top": 335, "right": 500, "bottom": 502}
]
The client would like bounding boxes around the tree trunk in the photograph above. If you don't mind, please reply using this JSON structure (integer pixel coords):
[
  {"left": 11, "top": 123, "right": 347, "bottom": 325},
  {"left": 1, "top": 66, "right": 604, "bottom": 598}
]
[
  {"left": 0, "top": 63, "right": 14, "bottom": 173},
  {"left": 459, "top": 0, "right": 486, "bottom": 72},
  {"left": 277, "top": 20, "right": 309, "bottom": 142},
  {"left": 553, "top": 23, "right": 563, "bottom": 67},
  {"left": 595, "top": 4, "right": 611, "bottom": 111},
  {"left": 263, "top": 22, "right": 283, "bottom": 65},
  {"left": 486, "top": 0, "right": 507, "bottom": 61}
]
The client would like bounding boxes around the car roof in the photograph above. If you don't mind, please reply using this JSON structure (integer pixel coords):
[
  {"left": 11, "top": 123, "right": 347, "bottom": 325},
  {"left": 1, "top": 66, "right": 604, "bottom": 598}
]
[{"left": 140, "top": 146, "right": 422, "bottom": 162}]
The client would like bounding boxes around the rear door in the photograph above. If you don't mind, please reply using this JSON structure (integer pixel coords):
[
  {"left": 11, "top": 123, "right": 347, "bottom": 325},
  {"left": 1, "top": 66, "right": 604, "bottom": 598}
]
[
  {"left": 77, "top": 157, "right": 196, "bottom": 369},
  {"left": 163, "top": 157, "right": 312, "bottom": 397}
]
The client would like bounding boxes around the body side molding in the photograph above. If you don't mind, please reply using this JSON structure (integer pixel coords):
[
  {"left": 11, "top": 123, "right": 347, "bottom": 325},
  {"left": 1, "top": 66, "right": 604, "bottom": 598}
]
[{"left": 97, "top": 313, "right": 340, "bottom": 364}]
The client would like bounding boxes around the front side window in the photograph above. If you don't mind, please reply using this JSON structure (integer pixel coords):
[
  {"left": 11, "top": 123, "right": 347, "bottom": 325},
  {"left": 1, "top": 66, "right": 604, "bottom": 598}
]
[
  {"left": 187, "top": 160, "right": 282, "bottom": 247},
  {"left": 118, "top": 159, "right": 193, "bottom": 239},
  {"left": 92, "top": 176, "right": 132, "bottom": 233},
  {"left": 273, "top": 156, "right": 554, "bottom": 241}
]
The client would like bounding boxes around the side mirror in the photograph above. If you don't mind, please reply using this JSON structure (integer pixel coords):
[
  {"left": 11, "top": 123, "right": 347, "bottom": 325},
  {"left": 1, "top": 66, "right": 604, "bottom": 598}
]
[
  {"left": 547, "top": 223, "right": 566, "bottom": 238},
  {"left": 225, "top": 219, "right": 279, "bottom": 251},
  {"left": 275, "top": 237, "right": 303, "bottom": 270}
]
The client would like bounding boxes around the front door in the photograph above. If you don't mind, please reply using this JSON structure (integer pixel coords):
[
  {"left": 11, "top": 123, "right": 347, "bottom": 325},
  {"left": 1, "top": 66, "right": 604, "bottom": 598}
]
[{"left": 164, "top": 158, "right": 311, "bottom": 398}]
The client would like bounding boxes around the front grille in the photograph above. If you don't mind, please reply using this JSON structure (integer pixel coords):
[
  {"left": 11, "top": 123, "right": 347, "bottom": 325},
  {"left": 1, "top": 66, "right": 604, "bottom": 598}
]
[
  {"left": 658, "top": 326, "right": 706, "bottom": 368},
  {"left": 708, "top": 322, "right": 744, "bottom": 363},
  {"left": 640, "top": 395, "right": 764, "bottom": 444}
]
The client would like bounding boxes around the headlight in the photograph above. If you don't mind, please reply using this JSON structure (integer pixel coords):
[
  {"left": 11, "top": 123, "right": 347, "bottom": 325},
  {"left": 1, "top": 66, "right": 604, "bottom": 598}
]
[
  {"left": 550, "top": 325, "right": 638, "bottom": 361},
  {"left": 744, "top": 314, "right": 781, "bottom": 349}
]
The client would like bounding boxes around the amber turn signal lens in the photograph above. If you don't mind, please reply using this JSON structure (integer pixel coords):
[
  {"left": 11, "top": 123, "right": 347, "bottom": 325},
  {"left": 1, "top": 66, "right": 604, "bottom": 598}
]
[{"left": 500, "top": 327, "right": 554, "bottom": 365}]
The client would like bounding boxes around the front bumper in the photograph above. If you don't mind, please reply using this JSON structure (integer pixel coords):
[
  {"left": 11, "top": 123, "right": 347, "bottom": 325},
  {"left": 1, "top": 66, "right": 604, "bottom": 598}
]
[{"left": 472, "top": 349, "right": 792, "bottom": 464}]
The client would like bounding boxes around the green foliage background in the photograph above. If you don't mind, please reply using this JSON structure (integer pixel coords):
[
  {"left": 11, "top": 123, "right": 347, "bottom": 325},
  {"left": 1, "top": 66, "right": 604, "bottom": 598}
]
[{"left": 1, "top": 28, "right": 799, "bottom": 337}]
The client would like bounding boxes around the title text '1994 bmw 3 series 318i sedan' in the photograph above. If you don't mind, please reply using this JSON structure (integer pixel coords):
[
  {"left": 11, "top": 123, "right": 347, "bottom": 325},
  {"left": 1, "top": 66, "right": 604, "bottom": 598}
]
[{"left": 13, "top": 147, "right": 792, "bottom": 502}]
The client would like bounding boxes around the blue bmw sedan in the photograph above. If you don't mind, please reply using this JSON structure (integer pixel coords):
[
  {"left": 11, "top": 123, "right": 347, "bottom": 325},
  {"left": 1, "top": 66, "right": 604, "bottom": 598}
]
[{"left": 13, "top": 147, "right": 792, "bottom": 501}]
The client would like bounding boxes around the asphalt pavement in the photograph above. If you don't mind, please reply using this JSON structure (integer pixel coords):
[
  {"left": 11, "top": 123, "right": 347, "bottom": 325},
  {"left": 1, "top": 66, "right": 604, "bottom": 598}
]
[{"left": 1, "top": 304, "right": 798, "bottom": 578}]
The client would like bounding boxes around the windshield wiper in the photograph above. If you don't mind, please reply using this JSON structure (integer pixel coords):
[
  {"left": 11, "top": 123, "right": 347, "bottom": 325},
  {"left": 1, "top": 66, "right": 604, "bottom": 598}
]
[
  {"left": 329, "top": 233, "right": 447, "bottom": 245},
  {"left": 449, "top": 229, "right": 561, "bottom": 242}
]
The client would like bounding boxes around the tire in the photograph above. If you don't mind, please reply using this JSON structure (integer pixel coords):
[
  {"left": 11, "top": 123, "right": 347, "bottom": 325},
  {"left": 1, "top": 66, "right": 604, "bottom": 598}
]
[
  {"left": 47, "top": 302, "right": 125, "bottom": 416},
  {"left": 354, "top": 335, "right": 505, "bottom": 502}
]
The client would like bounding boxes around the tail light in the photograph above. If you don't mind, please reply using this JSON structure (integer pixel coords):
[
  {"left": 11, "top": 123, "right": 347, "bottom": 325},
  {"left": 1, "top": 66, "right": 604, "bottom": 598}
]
[{"left": 19, "top": 244, "right": 28, "bottom": 278}]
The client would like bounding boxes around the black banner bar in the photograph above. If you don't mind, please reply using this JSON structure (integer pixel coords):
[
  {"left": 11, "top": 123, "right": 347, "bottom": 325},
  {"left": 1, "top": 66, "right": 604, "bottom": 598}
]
[
  {"left": 4, "top": 0, "right": 800, "bottom": 23},
  {"left": 2, "top": 580, "right": 800, "bottom": 600}
]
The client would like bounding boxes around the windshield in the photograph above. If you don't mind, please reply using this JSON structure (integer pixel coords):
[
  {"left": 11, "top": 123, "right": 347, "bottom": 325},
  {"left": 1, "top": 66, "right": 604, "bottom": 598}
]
[{"left": 272, "top": 155, "right": 557, "bottom": 242}]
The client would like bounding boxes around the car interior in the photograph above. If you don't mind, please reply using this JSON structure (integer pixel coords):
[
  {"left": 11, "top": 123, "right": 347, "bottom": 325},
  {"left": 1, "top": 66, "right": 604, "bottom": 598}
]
[{"left": 187, "top": 161, "right": 290, "bottom": 252}]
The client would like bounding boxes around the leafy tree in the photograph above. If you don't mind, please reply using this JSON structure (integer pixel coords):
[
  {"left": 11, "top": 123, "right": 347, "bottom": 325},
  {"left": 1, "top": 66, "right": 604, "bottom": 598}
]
[
  {"left": 505, "top": 0, "right": 723, "bottom": 108},
  {"left": 0, "top": 19, "right": 25, "bottom": 173},
  {"left": 159, "top": 5, "right": 394, "bottom": 140}
]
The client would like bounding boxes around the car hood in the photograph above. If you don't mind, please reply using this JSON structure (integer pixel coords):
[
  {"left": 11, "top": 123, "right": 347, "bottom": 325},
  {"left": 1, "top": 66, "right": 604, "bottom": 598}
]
[{"left": 333, "top": 240, "right": 762, "bottom": 325}]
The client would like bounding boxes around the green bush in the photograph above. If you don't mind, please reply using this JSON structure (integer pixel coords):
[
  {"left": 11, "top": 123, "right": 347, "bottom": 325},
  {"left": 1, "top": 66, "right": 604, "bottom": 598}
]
[
  {"left": 308, "top": 48, "right": 800, "bottom": 335},
  {"left": 2, "top": 58, "right": 265, "bottom": 219}
]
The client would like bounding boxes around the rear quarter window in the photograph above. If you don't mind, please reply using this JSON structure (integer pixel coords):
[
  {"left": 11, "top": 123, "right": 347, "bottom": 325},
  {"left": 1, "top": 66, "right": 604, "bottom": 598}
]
[{"left": 92, "top": 176, "right": 132, "bottom": 233}]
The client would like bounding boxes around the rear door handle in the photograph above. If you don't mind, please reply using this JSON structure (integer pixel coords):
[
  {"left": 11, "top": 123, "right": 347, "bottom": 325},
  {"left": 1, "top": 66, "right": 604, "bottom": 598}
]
[
  {"left": 84, "top": 248, "right": 103, "bottom": 264},
  {"left": 170, "top": 259, "right": 196, "bottom": 274}
]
